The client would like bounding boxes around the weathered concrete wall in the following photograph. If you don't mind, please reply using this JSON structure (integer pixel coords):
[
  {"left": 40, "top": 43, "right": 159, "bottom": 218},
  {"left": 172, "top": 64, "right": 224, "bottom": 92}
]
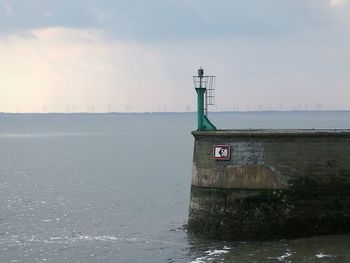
[{"left": 188, "top": 129, "right": 350, "bottom": 240}]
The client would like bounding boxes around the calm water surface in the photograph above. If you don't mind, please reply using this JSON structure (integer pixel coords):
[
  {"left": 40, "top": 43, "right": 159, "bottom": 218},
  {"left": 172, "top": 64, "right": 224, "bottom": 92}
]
[{"left": 0, "top": 112, "right": 349, "bottom": 262}]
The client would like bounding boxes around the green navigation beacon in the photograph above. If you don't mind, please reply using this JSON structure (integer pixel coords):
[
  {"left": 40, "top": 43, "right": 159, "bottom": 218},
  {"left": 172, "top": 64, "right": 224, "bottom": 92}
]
[{"left": 193, "top": 68, "right": 216, "bottom": 131}]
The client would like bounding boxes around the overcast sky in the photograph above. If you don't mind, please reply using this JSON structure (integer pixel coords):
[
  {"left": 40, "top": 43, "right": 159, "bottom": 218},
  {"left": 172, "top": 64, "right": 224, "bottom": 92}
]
[{"left": 0, "top": 0, "right": 350, "bottom": 112}]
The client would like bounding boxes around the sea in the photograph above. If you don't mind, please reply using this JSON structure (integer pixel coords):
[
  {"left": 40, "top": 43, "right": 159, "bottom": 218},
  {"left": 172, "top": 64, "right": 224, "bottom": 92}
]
[{"left": 0, "top": 111, "right": 349, "bottom": 263}]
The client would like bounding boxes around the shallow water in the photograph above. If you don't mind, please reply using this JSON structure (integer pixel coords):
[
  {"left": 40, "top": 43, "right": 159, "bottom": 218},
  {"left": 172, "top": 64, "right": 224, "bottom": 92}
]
[{"left": 0, "top": 112, "right": 349, "bottom": 262}]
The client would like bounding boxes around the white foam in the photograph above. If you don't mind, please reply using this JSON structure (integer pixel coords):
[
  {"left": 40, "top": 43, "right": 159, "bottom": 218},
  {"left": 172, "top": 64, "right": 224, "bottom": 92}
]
[
  {"left": 205, "top": 249, "right": 229, "bottom": 256},
  {"left": 191, "top": 246, "right": 231, "bottom": 263},
  {"left": 277, "top": 252, "right": 292, "bottom": 260},
  {"left": 316, "top": 253, "right": 333, "bottom": 258},
  {"left": 76, "top": 235, "right": 123, "bottom": 242},
  {"left": 268, "top": 252, "right": 294, "bottom": 261},
  {"left": 189, "top": 257, "right": 206, "bottom": 263}
]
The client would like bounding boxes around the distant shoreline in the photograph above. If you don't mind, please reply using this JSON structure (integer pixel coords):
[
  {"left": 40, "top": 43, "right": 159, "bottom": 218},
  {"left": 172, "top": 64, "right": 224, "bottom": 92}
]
[{"left": 1, "top": 110, "right": 350, "bottom": 115}]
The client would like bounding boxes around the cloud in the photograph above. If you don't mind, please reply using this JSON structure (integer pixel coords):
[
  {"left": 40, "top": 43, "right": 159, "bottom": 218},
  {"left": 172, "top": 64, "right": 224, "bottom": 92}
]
[
  {"left": 0, "top": 0, "right": 341, "bottom": 40},
  {"left": 0, "top": 1, "right": 13, "bottom": 15},
  {"left": 1, "top": 23, "right": 350, "bottom": 113},
  {"left": 329, "top": 0, "right": 348, "bottom": 7},
  {"left": 1, "top": 1, "right": 350, "bottom": 112},
  {"left": 44, "top": 11, "right": 53, "bottom": 18},
  {"left": 0, "top": 27, "right": 176, "bottom": 112}
]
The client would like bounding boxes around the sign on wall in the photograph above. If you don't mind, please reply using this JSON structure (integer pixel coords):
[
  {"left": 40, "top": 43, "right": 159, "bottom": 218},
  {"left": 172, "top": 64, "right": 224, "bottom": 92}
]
[{"left": 213, "top": 145, "right": 231, "bottom": 160}]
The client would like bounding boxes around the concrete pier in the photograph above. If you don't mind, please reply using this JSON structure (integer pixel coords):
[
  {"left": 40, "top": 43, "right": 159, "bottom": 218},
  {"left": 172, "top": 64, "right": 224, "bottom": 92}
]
[{"left": 188, "top": 129, "right": 350, "bottom": 240}]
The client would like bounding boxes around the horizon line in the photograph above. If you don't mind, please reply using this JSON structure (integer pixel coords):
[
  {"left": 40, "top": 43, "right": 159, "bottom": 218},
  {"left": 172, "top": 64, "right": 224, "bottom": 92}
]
[{"left": 2, "top": 110, "right": 350, "bottom": 115}]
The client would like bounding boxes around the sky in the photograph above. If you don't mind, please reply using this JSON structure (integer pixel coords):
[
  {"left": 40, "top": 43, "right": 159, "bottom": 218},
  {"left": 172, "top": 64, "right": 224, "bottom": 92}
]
[{"left": 0, "top": 0, "right": 350, "bottom": 113}]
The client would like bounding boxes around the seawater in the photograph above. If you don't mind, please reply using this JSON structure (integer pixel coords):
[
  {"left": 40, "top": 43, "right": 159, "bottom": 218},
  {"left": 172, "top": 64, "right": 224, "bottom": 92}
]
[{"left": 0, "top": 112, "right": 349, "bottom": 263}]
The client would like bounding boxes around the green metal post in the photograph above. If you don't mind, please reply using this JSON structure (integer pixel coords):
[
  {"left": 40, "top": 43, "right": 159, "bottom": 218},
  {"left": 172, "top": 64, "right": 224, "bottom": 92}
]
[
  {"left": 195, "top": 87, "right": 216, "bottom": 131},
  {"left": 194, "top": 68, "right": 216, "bottom": 131},
  {"left": 196, "top": 87, "right": 205, "bottom": 130}
]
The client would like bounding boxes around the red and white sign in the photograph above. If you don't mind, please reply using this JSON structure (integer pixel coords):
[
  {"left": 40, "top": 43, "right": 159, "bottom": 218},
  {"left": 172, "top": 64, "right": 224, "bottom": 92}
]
[{"left": 213, "top": 145, "right": 231, "bottom": 160}]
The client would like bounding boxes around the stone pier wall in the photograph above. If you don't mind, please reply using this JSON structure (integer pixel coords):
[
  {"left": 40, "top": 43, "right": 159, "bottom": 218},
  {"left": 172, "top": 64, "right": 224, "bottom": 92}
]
[{"left": 188, "top": 130, "right": 350, "bottom": 240}]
